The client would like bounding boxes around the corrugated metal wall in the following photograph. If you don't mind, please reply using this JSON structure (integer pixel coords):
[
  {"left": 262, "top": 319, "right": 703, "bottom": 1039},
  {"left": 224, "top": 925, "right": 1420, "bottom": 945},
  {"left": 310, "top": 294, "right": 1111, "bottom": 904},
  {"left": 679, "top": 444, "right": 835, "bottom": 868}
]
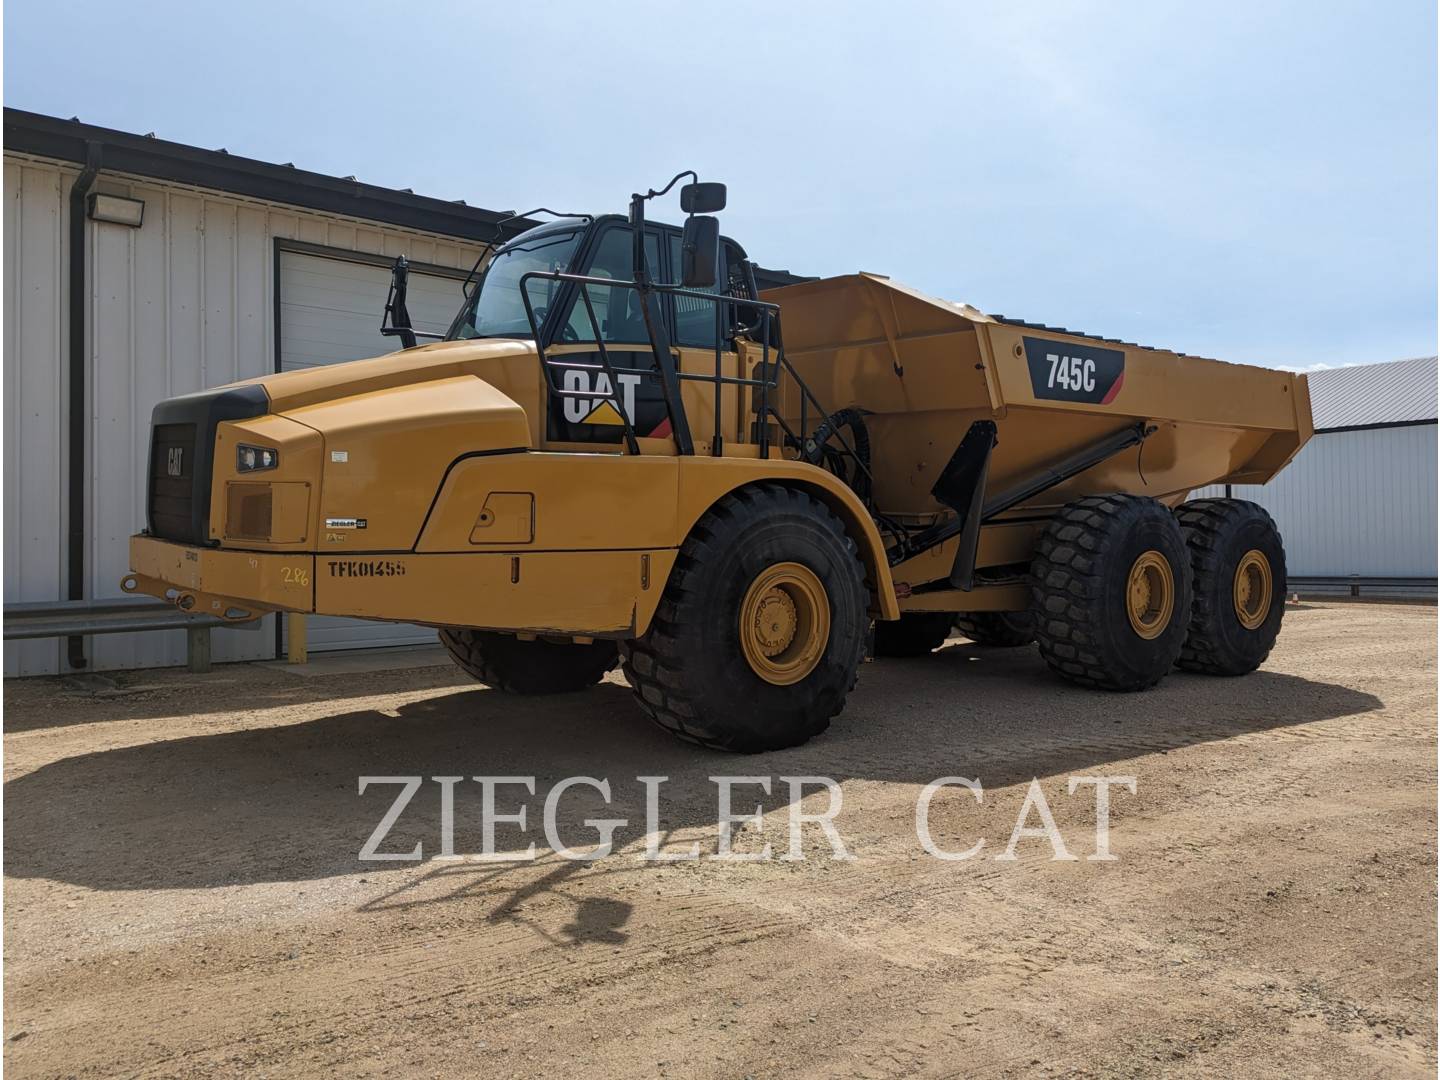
[
  {"left": 3, "top": 154, "right": 487, "bottom": 675},
  {"left": 1190, "top": 424, "right": 1438, "bottom": 577},
  {"left": 3, "top": 159, "right": 70, "bottom": 676}
]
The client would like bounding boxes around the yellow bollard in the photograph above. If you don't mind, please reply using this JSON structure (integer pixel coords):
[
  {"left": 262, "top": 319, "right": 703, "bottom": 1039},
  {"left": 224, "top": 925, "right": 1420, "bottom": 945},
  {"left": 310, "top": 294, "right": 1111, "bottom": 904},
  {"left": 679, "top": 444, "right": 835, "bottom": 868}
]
[{"left": 286, "top": 612, "right": 308, "bottom": 665}]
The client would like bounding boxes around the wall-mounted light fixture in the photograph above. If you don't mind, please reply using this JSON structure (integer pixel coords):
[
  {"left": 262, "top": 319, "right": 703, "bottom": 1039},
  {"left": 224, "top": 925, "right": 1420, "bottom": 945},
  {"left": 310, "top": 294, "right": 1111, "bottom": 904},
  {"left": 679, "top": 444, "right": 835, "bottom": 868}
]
[{"left": 87, "top": 192, "right": 145, "bottom": 228}]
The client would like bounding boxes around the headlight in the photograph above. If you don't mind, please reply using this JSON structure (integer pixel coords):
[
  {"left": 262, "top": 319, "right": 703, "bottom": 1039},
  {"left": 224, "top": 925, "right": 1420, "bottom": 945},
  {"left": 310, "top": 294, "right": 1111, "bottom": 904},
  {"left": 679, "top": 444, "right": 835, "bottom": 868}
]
[{"left": 237, "top": 444, "right": 279, "bottom": 472}]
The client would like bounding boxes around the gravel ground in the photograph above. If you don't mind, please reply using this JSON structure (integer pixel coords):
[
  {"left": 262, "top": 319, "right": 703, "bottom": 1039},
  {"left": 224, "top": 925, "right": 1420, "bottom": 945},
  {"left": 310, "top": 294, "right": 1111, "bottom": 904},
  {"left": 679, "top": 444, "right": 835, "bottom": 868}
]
[{"left": 3, "top": 601, "right": 1435, "bottom": 1078}]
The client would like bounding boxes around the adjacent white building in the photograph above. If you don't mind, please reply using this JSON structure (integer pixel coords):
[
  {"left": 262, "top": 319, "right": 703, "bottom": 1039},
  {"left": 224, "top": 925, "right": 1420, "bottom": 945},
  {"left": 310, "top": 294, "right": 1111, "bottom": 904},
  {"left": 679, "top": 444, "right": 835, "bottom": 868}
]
[
  {"left": 4, "top": 109, "right": 506, "bottom": 675},
  {"left": 1191, "top": 355, "right": 1437, "bottom": 583}
]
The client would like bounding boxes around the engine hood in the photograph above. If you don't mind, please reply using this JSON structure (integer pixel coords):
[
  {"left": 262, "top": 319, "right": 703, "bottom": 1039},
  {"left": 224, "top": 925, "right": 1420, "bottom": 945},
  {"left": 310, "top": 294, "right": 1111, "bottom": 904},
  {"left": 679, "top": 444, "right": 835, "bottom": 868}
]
[{"left": 230, "top": 338, "right": 539, "bottom": 413}]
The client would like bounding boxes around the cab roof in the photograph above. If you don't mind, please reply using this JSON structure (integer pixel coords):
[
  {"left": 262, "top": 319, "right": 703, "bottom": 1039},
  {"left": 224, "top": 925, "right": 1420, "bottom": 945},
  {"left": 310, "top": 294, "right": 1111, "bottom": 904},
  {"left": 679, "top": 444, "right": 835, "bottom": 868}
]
[{"left": 496, "top": 213, "right": 749, "bottom": 262}]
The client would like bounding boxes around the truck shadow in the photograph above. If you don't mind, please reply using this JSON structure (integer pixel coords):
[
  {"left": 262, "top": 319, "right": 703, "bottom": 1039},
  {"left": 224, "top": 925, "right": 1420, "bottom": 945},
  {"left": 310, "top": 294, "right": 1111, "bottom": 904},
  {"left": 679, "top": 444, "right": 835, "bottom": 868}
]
[{"left": 5, "top": 644, "right": 1384, "bottom": 894}]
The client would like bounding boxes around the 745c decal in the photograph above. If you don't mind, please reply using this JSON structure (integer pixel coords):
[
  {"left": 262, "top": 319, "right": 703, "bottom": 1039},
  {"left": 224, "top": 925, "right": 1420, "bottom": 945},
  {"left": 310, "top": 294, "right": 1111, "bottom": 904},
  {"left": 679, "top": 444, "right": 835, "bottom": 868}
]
[{"left": 1022, "top": 336, "right": 1125, "bottom": 405}]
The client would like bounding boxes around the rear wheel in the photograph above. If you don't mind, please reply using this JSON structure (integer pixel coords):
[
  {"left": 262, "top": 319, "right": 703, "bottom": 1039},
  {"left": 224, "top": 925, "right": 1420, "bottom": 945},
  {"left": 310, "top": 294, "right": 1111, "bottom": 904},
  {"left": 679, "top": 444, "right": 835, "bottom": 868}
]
[
  {"left": 953, "top": 610, "right": 1034, "bottom": 647},
  {"left": 873, "top": 612, "right": 954, "bottom": 657},
  {"left": 1030, "top": 494, "right": 1192, "bottom": 691},
  {"left": 620, "top": 484, "right": 868, "bottom": 753},
  {"left": 439, "top": 629, "right": 618, "bottom": 694},
  {"left": 1175, "top": 499, "right": 1287, "bottom": 675}
]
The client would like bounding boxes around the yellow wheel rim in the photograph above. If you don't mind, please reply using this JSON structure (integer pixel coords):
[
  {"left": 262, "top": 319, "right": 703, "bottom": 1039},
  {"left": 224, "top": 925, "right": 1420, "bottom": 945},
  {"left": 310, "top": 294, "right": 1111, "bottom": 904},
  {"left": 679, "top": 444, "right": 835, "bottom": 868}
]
[
  {"left": 738, "top": 562, "right": 830, "bottom": 686},
  {"left": 1233, "top": 549, "right": 1273, "bottom": 630},
  {"left": 1125, "top": 550, "right": 1174, "bottom": 640}
]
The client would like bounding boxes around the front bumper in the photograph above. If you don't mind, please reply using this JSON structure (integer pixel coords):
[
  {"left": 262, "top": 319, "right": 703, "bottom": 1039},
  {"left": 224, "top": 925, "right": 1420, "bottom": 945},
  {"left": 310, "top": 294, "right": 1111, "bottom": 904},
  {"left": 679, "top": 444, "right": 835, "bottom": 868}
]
[
  {"left": 125, "top": 534, "right": 677, "bottom": 637},
  {"left": 124, "top": 535, "right": 312, "bottom": 620}
]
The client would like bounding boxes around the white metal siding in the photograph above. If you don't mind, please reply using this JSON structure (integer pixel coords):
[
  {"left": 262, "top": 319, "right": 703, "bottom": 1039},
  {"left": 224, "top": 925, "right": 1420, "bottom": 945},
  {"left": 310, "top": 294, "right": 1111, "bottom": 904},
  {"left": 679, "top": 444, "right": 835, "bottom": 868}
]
[
  {"left": 3, "top": 153, "right": 487, "bottom": 674},
  {"left": 1189, "top": 424, "right": 1438, "bottom": 577},
  {"left": 277, "top": 250, "right": 464, "bottom": 652},
  {"left": 3, "top": 160, "right": 70, "bottom": 676}
]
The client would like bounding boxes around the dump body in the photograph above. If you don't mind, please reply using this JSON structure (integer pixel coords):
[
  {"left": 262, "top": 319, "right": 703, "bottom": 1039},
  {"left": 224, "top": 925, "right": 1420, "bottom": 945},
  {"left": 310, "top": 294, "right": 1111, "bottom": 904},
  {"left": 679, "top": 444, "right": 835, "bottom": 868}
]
[{"left": 764, "top": 274, "right": 1312, "bottom": 593}]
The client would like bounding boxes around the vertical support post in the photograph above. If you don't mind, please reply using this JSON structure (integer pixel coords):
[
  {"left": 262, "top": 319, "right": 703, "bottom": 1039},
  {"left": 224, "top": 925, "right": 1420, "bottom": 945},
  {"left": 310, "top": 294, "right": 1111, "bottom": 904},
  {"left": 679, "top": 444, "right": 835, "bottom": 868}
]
[
  {"left": 712, "top": 298, "right": 724, "bottom": 456},
  {"left": 65, "top": 141, "right": 103, "bottom": 671},
  {"left": 758, "top": 312, "right": 770, "bottom": 457},
  {"left": 287, "top": 612, "right": 308, "bottom": 665},
  {"left": 186, "top": 625, "right": 212, "bottom": 674}
]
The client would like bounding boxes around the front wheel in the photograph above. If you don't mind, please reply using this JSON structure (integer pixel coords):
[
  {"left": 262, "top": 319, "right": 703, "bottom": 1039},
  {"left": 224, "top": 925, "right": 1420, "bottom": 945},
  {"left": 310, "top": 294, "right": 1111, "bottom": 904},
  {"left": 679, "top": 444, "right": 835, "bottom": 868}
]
[{"left": 620, "top": 484, "right": 868, "bottom": 752}]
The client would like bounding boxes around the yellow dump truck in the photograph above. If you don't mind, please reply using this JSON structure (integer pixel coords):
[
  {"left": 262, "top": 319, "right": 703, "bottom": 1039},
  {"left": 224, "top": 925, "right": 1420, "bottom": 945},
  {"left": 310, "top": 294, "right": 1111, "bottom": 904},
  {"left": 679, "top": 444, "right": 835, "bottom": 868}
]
[{"left": 126, "top": 174, "right": 1313, "bottom": 751}]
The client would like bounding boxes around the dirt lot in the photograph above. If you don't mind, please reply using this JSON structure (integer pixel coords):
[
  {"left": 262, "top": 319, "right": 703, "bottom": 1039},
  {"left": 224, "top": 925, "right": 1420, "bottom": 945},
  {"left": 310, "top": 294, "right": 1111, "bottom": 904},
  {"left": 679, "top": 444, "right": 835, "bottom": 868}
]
[{"left": 3, "top": 601, "right": 1435, "bottom": 1078}]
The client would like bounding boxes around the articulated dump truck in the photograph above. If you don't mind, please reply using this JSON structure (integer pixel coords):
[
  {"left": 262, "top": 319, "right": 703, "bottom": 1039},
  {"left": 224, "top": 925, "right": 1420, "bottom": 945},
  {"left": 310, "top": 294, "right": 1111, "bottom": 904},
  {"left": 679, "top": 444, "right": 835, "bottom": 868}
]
[{"left": 126, "top": 175, "right": 1313, "bottom": 752}]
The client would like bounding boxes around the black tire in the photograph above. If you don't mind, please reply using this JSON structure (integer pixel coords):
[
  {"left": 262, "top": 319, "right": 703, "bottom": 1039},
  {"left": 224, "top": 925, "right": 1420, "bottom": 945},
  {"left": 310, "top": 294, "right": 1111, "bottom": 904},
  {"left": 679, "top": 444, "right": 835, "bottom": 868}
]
[
  {"left": 439, "top": 629, "right": 618, "bottom": 694},
  {"left": 619, "top": 484, "right": 868, "bottom": 753},
  {"left": 873, "top": 612, "right": 954, "bottom": 657},
  {"left": 953, "top": 610, "right": 1035, "bottom": 647},
  {"left": 1175, "top": 499, "right": 1287, "bottom": 675},
  {"left": 1030, "top": 494, "right": 1192, "bottom": 691}
]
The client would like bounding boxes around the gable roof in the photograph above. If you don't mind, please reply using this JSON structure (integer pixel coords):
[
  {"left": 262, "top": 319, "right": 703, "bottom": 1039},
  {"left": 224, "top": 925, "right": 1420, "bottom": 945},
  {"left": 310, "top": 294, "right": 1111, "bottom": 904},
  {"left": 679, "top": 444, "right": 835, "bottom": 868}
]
[{"left": 1310, "top": 356, "right": 1438, "bottom": 431}]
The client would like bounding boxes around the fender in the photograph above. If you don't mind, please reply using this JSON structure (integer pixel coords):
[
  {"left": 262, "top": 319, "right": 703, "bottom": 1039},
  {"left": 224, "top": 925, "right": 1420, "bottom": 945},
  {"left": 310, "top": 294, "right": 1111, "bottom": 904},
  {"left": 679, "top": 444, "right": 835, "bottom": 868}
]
[
  {"left": 415, "top": 451, "right": 899, "bottom": 633},
  {"left": 671, "top": 457, "right": 900, "bottom": 622}
]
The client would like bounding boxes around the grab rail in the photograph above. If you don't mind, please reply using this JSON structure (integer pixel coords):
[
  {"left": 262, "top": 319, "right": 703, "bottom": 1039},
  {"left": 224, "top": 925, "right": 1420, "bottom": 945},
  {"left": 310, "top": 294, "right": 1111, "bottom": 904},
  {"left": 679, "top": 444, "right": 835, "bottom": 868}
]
[{"left": 517, "top": 269, "right": 875, "bottom": 496}]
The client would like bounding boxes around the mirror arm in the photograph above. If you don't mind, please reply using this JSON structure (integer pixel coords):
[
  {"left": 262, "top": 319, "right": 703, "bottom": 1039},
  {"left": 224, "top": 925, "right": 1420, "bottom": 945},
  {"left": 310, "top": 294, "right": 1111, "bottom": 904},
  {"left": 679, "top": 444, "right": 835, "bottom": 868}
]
[
  {"left": 644, "top": 170, "right": 698, "bottom": 200},
  {"left": 381, "top": 255, "right": 421, "bottom": 350}
]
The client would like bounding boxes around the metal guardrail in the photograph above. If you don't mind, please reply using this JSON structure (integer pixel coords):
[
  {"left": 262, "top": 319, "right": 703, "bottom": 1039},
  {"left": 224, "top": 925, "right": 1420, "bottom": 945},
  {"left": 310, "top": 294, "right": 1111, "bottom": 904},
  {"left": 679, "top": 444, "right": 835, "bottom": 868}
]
[
  {"left": 1289, "top": 576, "right": 1438, "bottom": 599},
  {"left": 3, "top": 597, "right": 256, "bottom": 673}
]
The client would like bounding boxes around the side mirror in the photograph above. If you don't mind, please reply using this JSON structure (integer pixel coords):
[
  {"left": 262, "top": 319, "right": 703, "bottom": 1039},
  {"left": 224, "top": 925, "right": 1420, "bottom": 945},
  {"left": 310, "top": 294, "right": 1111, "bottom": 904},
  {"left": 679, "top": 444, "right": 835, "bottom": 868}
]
[
  {"left": 680, "top": 216, "right": 720, "bottom": 289},
  {"left": 680, "top": 182, "right": 727, "bottom": 214}
]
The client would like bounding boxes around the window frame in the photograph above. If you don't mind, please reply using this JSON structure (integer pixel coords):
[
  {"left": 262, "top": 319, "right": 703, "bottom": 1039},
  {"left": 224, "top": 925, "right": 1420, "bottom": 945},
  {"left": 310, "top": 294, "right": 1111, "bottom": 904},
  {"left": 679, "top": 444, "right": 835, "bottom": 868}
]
[{"left": 547, "top": 217, "right": 669, "bottom": 348}]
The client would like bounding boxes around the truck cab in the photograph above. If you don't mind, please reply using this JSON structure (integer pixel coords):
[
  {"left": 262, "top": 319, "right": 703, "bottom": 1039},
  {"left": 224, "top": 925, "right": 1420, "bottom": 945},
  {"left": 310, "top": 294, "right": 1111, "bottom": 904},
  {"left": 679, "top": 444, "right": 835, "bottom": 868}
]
[{"left": 441, "top": 211, "right": 765, "bottom": 451}]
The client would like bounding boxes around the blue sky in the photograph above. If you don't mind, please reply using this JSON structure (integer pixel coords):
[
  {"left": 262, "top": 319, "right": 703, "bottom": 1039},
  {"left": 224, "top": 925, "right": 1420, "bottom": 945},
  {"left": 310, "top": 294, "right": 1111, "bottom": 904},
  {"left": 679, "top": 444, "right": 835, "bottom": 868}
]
[{"left": 6, "top": 0, "right": 1435, "bottom": 369}]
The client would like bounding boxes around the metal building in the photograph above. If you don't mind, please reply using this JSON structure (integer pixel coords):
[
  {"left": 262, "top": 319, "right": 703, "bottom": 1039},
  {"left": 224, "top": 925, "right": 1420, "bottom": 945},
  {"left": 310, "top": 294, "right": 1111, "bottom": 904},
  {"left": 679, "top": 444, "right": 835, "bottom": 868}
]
[
  {"left": 1191, "top": 355, "right": 1437, "bottom": 587},
  {"left": 3, "top": 109, "right": 518, "bottom": 675}
]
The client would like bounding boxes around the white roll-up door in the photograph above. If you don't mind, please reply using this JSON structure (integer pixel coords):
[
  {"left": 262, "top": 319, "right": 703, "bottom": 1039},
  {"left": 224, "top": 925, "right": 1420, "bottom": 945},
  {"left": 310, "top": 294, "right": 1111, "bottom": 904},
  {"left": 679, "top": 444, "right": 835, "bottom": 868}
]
[{"left": 278, "top": 249, "right": 467, "bottom": 652}]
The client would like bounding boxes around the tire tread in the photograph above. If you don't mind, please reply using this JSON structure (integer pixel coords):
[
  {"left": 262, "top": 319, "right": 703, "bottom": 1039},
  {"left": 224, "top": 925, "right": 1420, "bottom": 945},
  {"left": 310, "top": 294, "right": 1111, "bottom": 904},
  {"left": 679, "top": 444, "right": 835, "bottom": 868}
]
[
  {"left": 619, "top": 483, "right": 866, "bottom": 753},
  {"left": 1174, "top": 498, "right": 1286, "bottom": 674},
  {"left": 1030, "top": 493, "right": 1189, "bottom": 691}
]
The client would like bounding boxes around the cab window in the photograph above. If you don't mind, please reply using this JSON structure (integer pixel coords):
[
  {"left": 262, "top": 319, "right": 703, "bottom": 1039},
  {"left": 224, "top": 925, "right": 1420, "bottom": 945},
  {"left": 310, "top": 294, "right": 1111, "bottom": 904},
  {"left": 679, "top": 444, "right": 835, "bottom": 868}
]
[{"left": 562, "top": 225, "right": 662, "bottom": 344}]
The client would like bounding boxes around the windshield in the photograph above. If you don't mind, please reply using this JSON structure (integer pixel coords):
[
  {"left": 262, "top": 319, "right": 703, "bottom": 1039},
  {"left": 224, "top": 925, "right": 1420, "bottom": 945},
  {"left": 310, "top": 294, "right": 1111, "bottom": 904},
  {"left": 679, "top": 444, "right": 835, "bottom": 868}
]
[{"left": 447, "top": 228, "right": 584, "bottom": 340}]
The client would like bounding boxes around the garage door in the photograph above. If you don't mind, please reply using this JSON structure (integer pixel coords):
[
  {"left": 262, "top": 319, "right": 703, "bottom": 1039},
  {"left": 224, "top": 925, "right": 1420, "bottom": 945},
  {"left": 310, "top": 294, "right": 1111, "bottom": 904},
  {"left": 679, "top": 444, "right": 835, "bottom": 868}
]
[{"left": 278, "top": 249, "right": 468, "bottom": 652}]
